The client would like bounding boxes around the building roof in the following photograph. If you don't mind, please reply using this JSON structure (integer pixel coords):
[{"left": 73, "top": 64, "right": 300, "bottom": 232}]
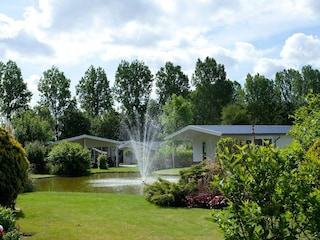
[
  {"left": 164, "top": 125, "right": 292, "bottom": 140},
  {"left": 52, "top": 134, "right": 122, "bottom": 145}
]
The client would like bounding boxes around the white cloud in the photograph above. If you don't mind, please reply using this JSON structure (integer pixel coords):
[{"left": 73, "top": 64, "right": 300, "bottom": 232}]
[
  {"left": 281, "top": 33, "right": 320, "bottom": 67},
  {"left": 0, "top": 0, "right": 320, "bottom": 96},
  {"left": 25, "top": 74, "right": 40, "bottom": 107}
]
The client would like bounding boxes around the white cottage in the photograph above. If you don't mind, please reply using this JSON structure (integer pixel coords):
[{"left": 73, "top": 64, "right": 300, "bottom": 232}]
[{"left": 164, "top": 125, "right": 292, "bottom": 163}]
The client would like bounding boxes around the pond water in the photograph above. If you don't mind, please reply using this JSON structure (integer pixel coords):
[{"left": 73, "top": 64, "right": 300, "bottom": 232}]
[{"left": 34, "top": 172, "right": 180, "bottom": 195}]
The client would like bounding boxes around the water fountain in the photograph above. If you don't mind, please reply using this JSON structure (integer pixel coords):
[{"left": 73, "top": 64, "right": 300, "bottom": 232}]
[{"left": 126, "top": 107, "right": 159, "bottom": 182}]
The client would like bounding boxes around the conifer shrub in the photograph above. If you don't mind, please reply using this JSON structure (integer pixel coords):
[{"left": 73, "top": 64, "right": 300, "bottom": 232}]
[{"left": 0, "top": 127, "right": 29, "bottom": 208}]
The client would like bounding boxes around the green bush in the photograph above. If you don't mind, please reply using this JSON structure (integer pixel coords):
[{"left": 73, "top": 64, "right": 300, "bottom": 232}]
[
  {"left": 0, "top": 207, "right": 16, "bottom": 234},
  {"left": 153, "top": 143, "right": 192, "bottom": 170},
  {"left": 47, "top": 141, "right": 91, "bottom": 177},
  {"left": 0, "top": 206, "right": 20, "bottom": 240},
  {"left": 25, "top": 141, "right": 47, "bottom": 173},
  {"left": 145, "top": 161, "right": 218, "bottom": 207},
  {"left": 98, "top": 154, "right": 108, "bottom": 169},
  {"left": 0, "top": 127, "right": 29, "bottom": 208},
  {"left": 215, "top": 137, "right": 240, "bottom": 157},
  {"left": 144, "top": 178, "right": 184, "bottom": 207}
]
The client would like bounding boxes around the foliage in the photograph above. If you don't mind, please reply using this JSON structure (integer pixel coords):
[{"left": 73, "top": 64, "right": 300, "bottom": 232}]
[
  {"left": 76, "top": 65, "right": 113, "bottom": 117},
  {"left": 25, "top": 141, "right": 47, "bottom": 173},
  {"left": 289, "top": 92, "right": 320, "bottom": 150},
  {"left": 153, "top": 142, "right": 192, "bottom": 169},
  {"left": 186, "top": 193, "right": 227, "bottom": 209},
  {"left": 90, "top": 109, "right": 121, "bottom": 140},
  {"left": 155, "top": 61, "right": 190, "bottom": 107},
  {"left": 245, "top": 73, "right": 276, "bottom": 124},
  {"left": 215, "top": 137, "right": 240, "bottom": 157},
  {"left": 98, "top": 154, "right": 108, "bottom": 169},
  {"left": 213, "top": 140, "right": 320, "bottom": 239},
  {"left": 47, "top": 141, "right": 91, "bottom": 177},
  {"left": 59, "top": 98, "right": 91, "bottom": 139},
  {"left": 0, "top": 206, "right": 21, "bottom": 240},
  {"left": 213, "top": 144, "right": 291, "bottom": 239},
  {"left": 221, "top": 104, "right": 250, "bottom": 125},
  {"left": 144, "top": 178, "right": 185, "bottom": 207},
  {"left": 191, "top": 57, "right": 233, "bottom": 124},
  {"left": 113, "top": 59, "right": 153, "bottom": 130},
  {"left": 158, "top": 94, "right": 193, "bottom": 137},
  {"left": 0, "top": 207, "right": 16, "bottom": 235},
  {"left": 0, "top": 127, "right": 29, "bottom": 208},
  {"left": 12, "top": 109, "right": 53, "bottom": 145},
  {"left": 0, "top": 60, "right": 32, "bottom": 121},
  {"left": 38, "top": 66, "right": 71, "bottom": 140},
  {"left": 145, "top": 161, "right": 219, "bottom": 208}
]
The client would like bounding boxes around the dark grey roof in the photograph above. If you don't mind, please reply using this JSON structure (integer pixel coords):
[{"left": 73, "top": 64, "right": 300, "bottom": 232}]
[
  {"left": 195, "top": 125, "right": 292, "bottom": 135},
  {"left": 164, "top": 125, "right": 292, "bottom": 140}
]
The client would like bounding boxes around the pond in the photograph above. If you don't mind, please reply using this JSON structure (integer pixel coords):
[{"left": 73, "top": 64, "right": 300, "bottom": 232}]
[{"left": 34, "top": 172, "right": 180, "bottom": 195}]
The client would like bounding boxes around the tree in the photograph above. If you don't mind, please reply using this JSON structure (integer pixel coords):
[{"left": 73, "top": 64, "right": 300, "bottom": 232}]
[
  {"left": 76, "top": 65, "right": 113, "bottom": 117},
  {"left": 245, "top": 73, "right": 276, "bottom": 124},
  {"left": 0, "top": 60, "right": 32, "bottom": 121},
  {"left": 38, "top": 66, "right": 71, "bottom": 140},
  {"left": 289, "top": 92, "right": 320, "bottom": 150},
  {"left": 301, "top": 65, "right": 320, "bottom": 94},
  {"left": 90, "top": 109, "right": 121, "bottom": 140},
  {"left": 159, "top": 94, "right": 193, "bottom": 137},
  {"left": 59, "top": 98, "right": 91, "bottom": 139},
  {"left": 221, "top": 104, "right": 250, "bottom": 125},
  {"left": 12, "top": 109, "right": 53, "bottom": 145},
  {"left": 47, "top": 141, "right": 91, "bottom": 177},
  {"left": 191, "top": 57, "right": 233, "bottom": 124},
  {"left": 155, "top": 61, "right": 190, "bottom": 107},
  {"left": 274, "top": 68, "right": 304, "bottom": 124},
  {"left": 0, "top": 127, "right": 29, "bottom": 208},
  {"left": 113, "top": 60, "right": 153, "bottom": 138}
]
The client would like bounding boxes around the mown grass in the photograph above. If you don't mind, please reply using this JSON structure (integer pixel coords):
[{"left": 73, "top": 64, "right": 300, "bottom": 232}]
[
  {"left": 16, "top": 192, "right": 223, "bottom": 240},
  {"left": 153, "top": 167, "right": 189, "bottom": 176}
]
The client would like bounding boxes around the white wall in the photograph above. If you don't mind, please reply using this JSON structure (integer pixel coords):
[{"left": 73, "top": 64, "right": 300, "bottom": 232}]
[{"left": 191, "top": 134, "right": 292, "bottom": 163}]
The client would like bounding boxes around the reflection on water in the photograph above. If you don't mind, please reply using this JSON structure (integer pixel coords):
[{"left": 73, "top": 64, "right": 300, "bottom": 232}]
[{"left": 34, "top": 172, "right": 179, "bottom": 195}]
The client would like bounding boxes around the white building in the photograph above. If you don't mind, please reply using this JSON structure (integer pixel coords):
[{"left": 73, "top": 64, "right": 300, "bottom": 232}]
[{"left": 164, "top": 125, "right": 292, "bottom": 163}]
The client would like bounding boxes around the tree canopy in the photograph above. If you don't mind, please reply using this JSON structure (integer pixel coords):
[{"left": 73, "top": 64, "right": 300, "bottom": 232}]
[
  {"left": 155, "top": 61, "right": 190, "bottom": 107},
  {"left": 113, "top": 59, "right": 153, "bottom": 135},
  {"left": 0, "top": 60, "right": 32, "bottom": 121},
  {"left": 76, "top": 65, "right": 113, "bottom": 117},
  {"left": 38, "top": 66, "right": 71, "bottom": 140}
]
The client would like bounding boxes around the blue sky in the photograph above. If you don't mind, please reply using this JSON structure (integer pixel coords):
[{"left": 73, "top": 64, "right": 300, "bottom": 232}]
[{"left": 1, "top": 0, "right": 320, "bottom": 106}]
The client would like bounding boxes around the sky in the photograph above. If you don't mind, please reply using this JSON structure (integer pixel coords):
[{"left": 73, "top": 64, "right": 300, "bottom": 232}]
[{"left": 1, "top": 0, "right": 320, "bottom": 106}]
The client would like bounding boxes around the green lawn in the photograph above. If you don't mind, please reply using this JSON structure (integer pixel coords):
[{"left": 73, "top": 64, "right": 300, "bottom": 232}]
[{"left": 16, "top": 192, "right": 223, "bottom": 240}]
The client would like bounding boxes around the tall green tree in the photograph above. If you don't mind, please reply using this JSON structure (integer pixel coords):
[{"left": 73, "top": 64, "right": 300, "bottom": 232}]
[
  {"left": 155, "top": 62, "right": 190, "bottom": 107},
  {"left": 91, "top": 109, "right": 121, "bottom": 140},
  {"left": 301, "top": 65, "right": 320, "bottom": 94},
  {"left": 245, "top": 73, "right": 276, "bottom": 124},
  {"left": 0, "top": 60, "right": 32, "bottom": 121},
  {"left": 59, "top": 98, "right": 91, "bottom": 139},
  {"left": 191, "top": 57, "right": 233, "bottom": 124},
  {"left": 12, "top": 109, "right": 53, "bottom": 145},
  {"left": 38, "top": 66, "right": 71, "bottom": 140},
  {"left": 274, "top": 68, "right": 304, "bottom": 124},
  {"left": 113, "top": 60, "right": 153, "bottom": 138},
  {"left": 76, "top": 65, "right": 113, "bottom": 117},
  {"left": 159, "top": 94, "right": 193, "bottom": 137},
  {"left": 221, "top": 104, "right": 250, "bottom": 125}
]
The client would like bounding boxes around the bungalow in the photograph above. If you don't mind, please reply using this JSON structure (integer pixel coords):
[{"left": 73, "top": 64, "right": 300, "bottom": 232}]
[
  {"left": 51, "top": 134, "right": 123, "bottom": 166},
  {"left": 164, "top": 125, "right": 292, "bottom": 163}
]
